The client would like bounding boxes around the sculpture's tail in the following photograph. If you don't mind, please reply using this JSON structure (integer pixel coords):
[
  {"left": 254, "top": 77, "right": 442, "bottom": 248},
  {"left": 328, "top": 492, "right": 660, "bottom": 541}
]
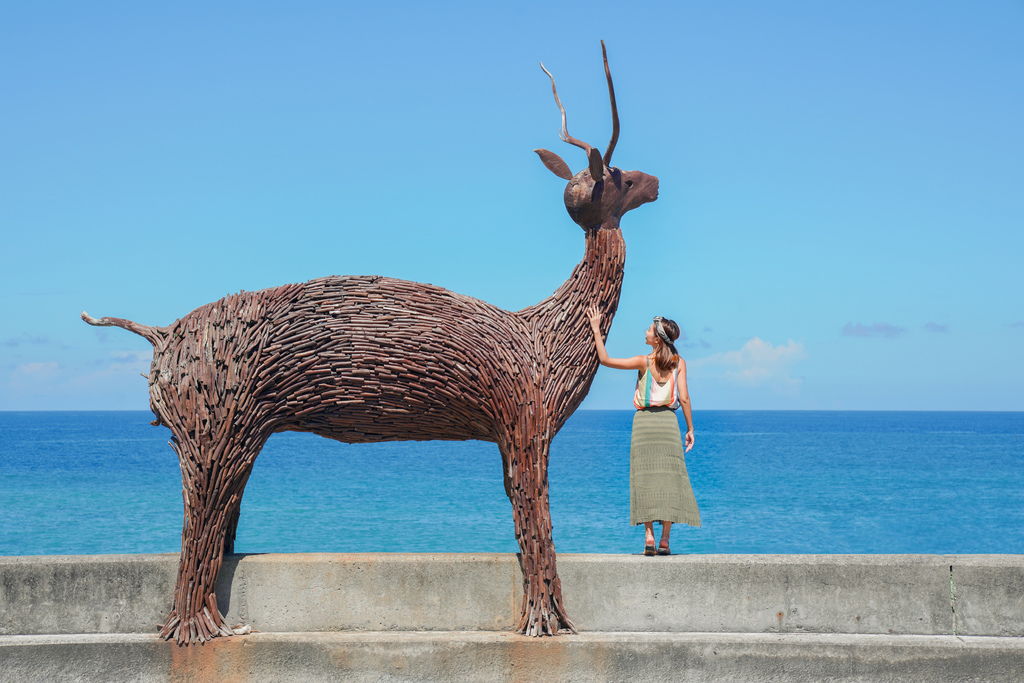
[{"left": 81, "top": 311, "right": 166, "bottom": 346}]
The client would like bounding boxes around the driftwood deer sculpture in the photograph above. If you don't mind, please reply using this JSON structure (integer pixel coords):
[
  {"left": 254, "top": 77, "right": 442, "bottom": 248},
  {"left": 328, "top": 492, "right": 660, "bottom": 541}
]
[{"left": 82, "top": 41, "right": 658, "bottom": 643}]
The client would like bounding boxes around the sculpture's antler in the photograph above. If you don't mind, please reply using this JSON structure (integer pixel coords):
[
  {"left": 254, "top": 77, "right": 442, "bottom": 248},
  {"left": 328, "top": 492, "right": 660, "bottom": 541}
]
[
  {"left": 539, "top": 61, "right": 605, "bottom": 182},
  {"left": 539, "top": 62, "right": 592, "bottom": 156},
  {"left": 601, "top": 40, "right": 619, "bottom": 167}
]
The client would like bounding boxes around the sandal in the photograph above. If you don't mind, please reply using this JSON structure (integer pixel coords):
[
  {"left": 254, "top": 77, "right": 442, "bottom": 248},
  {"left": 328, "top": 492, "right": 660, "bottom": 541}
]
[
  {"left": 644, "top": 543, "right": 656, "bottom": 556},
  {"left": 657, "top": 542, "right": 670, "bottom": 556}
]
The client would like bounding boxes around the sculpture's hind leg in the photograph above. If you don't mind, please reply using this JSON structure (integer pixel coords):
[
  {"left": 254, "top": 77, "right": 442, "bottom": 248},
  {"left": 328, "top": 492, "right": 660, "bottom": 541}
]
[
  {"left": 501, "top": 431, "right": 576, "bottom": 636},
  {"left": 158, "top": 427, "right": 267, "bottom": 644}
]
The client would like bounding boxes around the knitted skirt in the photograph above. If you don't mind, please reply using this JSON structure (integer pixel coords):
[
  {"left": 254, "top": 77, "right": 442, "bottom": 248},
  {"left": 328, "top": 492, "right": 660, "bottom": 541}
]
[{"left": 629, "top": 407, "right": 701, "bottom": 527}]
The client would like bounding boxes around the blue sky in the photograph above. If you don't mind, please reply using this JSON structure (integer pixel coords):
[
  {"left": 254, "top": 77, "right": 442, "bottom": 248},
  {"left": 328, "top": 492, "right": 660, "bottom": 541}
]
[{"left": 1, "top": 1, "right": 1022, "bottom": 411}]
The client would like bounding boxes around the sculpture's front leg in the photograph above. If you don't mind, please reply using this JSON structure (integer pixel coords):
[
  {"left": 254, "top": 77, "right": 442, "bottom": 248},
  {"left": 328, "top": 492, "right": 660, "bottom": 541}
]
[{"left": 501, "top": 433, "right": 576, "bottom": 636}]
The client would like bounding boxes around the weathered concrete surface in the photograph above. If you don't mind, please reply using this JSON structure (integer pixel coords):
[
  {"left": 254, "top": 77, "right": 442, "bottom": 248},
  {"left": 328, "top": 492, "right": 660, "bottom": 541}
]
[
  {"left": 213, "top": 552, "right": 522, "bottom": 633},
  {"left": 0, "top": 554, "right": 176, "bottom": 636},
  {"left": 2, "top": 554, "right": 1021, "bottom": 637},
  {"left": 0, "top": 553, "right": 523, "bottom": 636},
  {"left": 3, "top": 631, "right": 1024, "bottom": 683},
  {"left": 951, "top": 555, "right": 1024, "bottom": 637},
  {"left": 559, "top": 554, "right": 954, "bottom": 635},
  {"left": 3, "top": 555, "right": 1022, "bottom": 682}
]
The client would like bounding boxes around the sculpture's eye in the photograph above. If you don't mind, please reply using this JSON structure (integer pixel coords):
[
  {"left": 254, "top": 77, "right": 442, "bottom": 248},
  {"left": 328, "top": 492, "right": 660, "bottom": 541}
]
[{"left": 625, "top": 180, "right": 633, "bottom": 188}]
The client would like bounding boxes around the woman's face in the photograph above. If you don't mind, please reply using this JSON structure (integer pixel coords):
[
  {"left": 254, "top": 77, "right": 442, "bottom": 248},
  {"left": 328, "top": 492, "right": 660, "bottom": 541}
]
[{"left": 645, "top": 324, "right": 657, "bottom": 347}]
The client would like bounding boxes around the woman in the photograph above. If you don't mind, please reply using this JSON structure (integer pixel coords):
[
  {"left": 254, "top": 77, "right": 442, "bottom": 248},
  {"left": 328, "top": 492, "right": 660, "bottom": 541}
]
[{"left": 587, "top": 305, "right": 700, "bottom": 555}]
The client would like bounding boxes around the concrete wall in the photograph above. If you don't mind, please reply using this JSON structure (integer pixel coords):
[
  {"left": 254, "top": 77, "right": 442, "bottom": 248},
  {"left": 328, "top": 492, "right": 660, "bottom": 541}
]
[
  {"left": 2, "top": 553, "right": 1022, "bottom": 637},
  {"left": 5, "top": 631, "right": 1024, "bottom": 683},
  {"left": 3, "top": 554, "right": 1023, "bottom": 682}
]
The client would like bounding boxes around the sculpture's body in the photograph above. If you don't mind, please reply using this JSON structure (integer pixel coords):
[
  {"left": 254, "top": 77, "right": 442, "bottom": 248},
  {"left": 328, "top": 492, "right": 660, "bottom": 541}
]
[{"left": 83, "top": 42, "right": 658, "bottom": 644}]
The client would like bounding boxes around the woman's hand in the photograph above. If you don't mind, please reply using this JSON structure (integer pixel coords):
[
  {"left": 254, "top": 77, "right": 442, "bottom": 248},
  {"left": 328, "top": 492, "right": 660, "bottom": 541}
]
[
  {"left": 586, "top": 304, "right": 602, "bottom": 331},
  {"left": 684, "top": 429, "right": 694, "bottom": 453}
]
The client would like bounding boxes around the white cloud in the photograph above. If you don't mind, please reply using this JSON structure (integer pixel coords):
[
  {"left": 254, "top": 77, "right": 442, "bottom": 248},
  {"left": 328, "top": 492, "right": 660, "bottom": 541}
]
[
  {"left": 1, "top": 350, "right": 152, "bottom": 409},
  {"left": 111, "top": 350, "right": 152, "bottom": 365},
  {"left": 692, "top": 337, "right": 807, "bottom": 394},
  {"left": 73, "top": 350, "right": 152, "bottom": 384},
  {"left": 13, "top": 362, "right": 59, "bottom": 378},
  {"left": 8, "top": 362, "right": 61, "bottom": 393}
]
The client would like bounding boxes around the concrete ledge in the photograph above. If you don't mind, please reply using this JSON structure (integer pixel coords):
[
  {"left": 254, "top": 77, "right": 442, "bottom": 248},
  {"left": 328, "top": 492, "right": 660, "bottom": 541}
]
[
  {"left": 2, "top": 554, "right": 1022, "bottom": 637},
  {"left": 951, "top": 555, "right": 1024, "bottom": 637},
  {"left": 0, "top": 554, "right": 177, "bottom": 636},
  {"left": 560, "top": 554, "right": 954, "bottom": 635},
  {"left": 3, "top": 631, "right": 1024, "bottom": 683}
]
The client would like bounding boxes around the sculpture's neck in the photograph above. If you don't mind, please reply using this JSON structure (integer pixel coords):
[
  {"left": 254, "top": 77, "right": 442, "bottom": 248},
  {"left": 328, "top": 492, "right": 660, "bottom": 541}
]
[
  {"left": 518, "top": 226, "right": 626, "bottom": 427},
  {"left": 567, "top": 226, "right": 626, "bottom": 320}
]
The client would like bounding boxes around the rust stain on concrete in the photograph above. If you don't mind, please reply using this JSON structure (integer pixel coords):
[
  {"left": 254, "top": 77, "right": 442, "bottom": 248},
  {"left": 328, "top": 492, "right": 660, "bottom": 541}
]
[
  {"left": 168, "top": 633, "right": 249, "bottom": 683},
  {"left": 508, "top": 633, "right": 573, "bottom": 683}
]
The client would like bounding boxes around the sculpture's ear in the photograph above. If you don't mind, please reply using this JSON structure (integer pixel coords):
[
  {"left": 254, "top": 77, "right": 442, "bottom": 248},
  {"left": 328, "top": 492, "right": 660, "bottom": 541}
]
[
  {"left": 534, "top": 148, "right": 573, "bottom": 180},
  {"left": 588, "top": 147, "right": 604, "bottom": 183}
]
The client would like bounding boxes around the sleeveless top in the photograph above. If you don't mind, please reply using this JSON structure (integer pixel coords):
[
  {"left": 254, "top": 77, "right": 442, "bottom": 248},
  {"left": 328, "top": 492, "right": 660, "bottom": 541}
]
[{"left": 633, "top": 357, "right": 680, "bottom": 410}]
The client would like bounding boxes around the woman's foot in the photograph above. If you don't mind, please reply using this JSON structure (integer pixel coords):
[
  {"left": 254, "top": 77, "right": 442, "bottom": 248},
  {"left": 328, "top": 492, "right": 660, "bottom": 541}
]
[
  {"left": 643, "top": 522, "right": 658, "bottom": 555},
  {"left": 657, "top": 521, "right": 672, "bottom": 555}
]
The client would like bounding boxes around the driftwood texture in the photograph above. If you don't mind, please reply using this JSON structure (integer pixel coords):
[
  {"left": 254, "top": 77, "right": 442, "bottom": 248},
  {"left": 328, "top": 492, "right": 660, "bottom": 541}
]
[{"left": 82, "top": 41, "right": 659, "bottom": 644}]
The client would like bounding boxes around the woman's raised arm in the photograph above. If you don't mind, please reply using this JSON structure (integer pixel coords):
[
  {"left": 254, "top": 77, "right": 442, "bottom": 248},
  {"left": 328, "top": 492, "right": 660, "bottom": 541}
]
[{"left": 586, "top": 305, "right": 647, "bottom": 370}]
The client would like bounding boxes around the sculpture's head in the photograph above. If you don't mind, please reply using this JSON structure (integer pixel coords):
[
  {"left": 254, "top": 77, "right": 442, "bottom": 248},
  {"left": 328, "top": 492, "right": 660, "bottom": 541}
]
[{"left": 534, "top": 41, "right": 660, "bottom": 231}]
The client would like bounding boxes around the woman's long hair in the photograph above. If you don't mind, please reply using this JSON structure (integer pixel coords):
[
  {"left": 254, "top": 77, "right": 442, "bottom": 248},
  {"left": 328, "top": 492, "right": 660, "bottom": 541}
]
[{"left": 652, "top": 317, "right": 681, "bottom": 375}]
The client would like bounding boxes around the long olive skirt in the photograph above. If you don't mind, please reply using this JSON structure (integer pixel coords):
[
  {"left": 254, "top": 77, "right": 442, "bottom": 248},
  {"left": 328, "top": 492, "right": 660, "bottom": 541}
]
[{"left": 630, "top": 407, "right": 701, "bottom": 527}]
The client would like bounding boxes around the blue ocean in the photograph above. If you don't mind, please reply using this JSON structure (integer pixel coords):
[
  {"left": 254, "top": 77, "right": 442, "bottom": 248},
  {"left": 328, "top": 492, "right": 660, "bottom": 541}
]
[{"left": 1, "top": 411, "right": 1022, "bottom": 556}]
